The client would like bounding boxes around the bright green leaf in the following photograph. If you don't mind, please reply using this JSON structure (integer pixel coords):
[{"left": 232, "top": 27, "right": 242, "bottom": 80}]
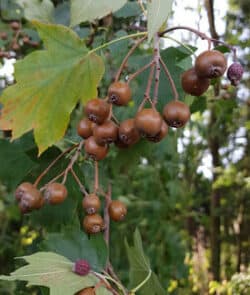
[
  {"left": 16, "top": 0, "right": 54, "bottom": 22},
  {"left": 44, "top": 229, "right": 108, "bottom": 271},
  {"left": 125, "top": 229, "right": 165, "bottom": 295},
  {"left": 147, "top": 0, "right": 173, "bottom": 40},
  {"left": 0, "top": 252, "right": 99, "bottom": 295},
  {"left": 70, "top": 0, "right": 127, "bottom": 27},
  {"left": 0, "top": 21, "right": 104, "bottom": 154}
]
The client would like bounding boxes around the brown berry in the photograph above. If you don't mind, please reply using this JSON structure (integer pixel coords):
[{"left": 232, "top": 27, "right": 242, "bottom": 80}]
[
  {"left": 84, "top": 98, "right": 110, "bottom": 124},
  {"left": 44, "top": 182, "right": 68, "bottom": 205},
  {"left": 12, "top": 43, "right": 20, "bottom": 51},
  {"left": 108, "top": 81, "right": 132, "bottom": 106},
  {"left": 93, "top": 120, "right": 118, "bottom": 145},
  {"left": 84, "top": 136, "right": 109, "bottom": 161},
  {"left": 10, "top": 21, "right": 20, "bottom": 31},
  {"left": 146, "top": 121, "right": 168, "bottom": 142},
  {"left": 77, "top": 287, "right": 95, "bottom": 295},
  {"left": 163, "top": 100, "right": 190, "bottom": 128},
  {"left": 181, "top": 68, "right": 210, "bottom": 96},
  {"left": 0, "top": 32, "right": 8, "bottom": 40},
  {"left": 109, "top": 200, "right": 127, "bottom": 221},
  {"left": 83, "top": 214, "right": 104, "bottom": 234},
  {"left": 15, "top": 182, "right": 34, "bottom": 201},
  {"left": 82, "top": 194, "right": 101, "bottom": 214},
  {"left": 118, "top": 118, "right": 140, "bottom": 146},
  {"left": 22, "top": 36, "right": 30, "bottom": 44},
  {"left": 135, "top": 108, "right": 163, "bottom": 137},
  {"left": 194, "top": 50, "right": 227, "bottom": 79},
  {"left": 77, "top": 118, "right": 95, "bottom": 139},
  {"left": 18, "top": 188, "right": 43, "bottom": 213}
]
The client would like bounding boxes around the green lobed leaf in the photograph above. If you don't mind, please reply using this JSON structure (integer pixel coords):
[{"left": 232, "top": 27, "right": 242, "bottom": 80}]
[
  {"left": 70, "top": 0, "right": 127, "bottom": 27},
  {"left": 125, "top": 229, "right": 165, "bottom": 295},
  {"left": 44, "top": 229, "right": 108, "bottom": 271},
  {"left": 0, "top": 252, "right": 99, "bottom": 295},
  {"left": 147, "top": 0, "right": 173, "bottom": 40},
  {"left": 16, "top": 0, "right": 55, "bottom": 22},
  {"left": 0, "top": 21, "right": 104, "bottom": 154}
]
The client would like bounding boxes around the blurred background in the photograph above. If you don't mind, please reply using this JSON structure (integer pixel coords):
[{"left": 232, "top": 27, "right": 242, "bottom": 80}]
[{"left": 0, "top": 0, "right": 249, "bottom": 294}]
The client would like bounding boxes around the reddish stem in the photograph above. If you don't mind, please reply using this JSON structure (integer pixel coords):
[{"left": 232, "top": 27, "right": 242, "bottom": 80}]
[
  {"left": 153, "top": 34, "right": 161, "bottom": 105},
  {"left": 94, "top": 161, "right": 99, "bottom": 193},
  {"left": 34, "top": 144, "right": 79, "bottom": 187},
  {"left": 114, "top": 35, "right": 147, "bottom": 82},
  {"left": 127, "top": 61, "right": 153, "bottom": 84},
  {"left": 104, "top": 184, "right": 112, "bottom": 248},
  {"left": 70, "top": 169, "right": 88, "bottom": 196},
  {"left": 159, "top": 57, "right": 179, "bottom": 101}
]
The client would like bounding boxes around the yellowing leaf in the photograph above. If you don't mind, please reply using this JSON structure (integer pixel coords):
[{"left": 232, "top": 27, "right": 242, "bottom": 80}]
[
  {"left": 70, "top": 0, "right": 127, "bottom": 27},
  {"left": 0, "top": 252, "right": 99, "bottom": 295},
  {"left": 147, "top": 0, "right": 173, "bottom": 40},
  {"left": 0, "top": 21, "right": 104, "bottom": 154}
]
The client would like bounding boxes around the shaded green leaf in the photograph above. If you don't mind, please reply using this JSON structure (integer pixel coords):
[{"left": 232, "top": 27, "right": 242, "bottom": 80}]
[
  {"left": 44, "top": 229, "right": 108, "bottom": 271},
  {"left": 0, "top": 21, "right": 104, "bottom": 154},
  {"left": 96, "top": 286, "right": 113, "bottom": 295},
  {"left": 125, "top": 229, "right": 165, "bottom": 295},
  {"left": 16, "top": 0, "right": 55, "bottom": 22},
  {"left": 70, "top": 0, "right": 127, "bottom": 27},
  {"left": 114, "top": 2, "right": 141, "bottom": 18},
  {"left": 0, "top": 252, "right": 98, "bottom": 295},
  {"left": 147, "top": 0, "right": 173, "bottom": 40}
]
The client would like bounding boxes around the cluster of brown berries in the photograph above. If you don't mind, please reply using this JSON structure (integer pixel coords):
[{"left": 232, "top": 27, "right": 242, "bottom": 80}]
[
  {"left": 0, "top": 21, "right": 39, "bottom": 58},
  {"left": 77, "top": 81, "right": 192, "bottom": 162},
  {"left": 15, "top": 182, "right": 67, "bottom": 214},
  {"left": 82, "top": 192, "right": 127, "bottom": 234}
]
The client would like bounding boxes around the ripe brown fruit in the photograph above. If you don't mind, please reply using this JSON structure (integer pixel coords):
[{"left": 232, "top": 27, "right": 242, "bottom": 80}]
[
  {"left": 93, "top": 120, "right": 118, "bottom": 145},
  {"left": 181, "top": 68, "right": 210, "bottom": 96},
  {"left": 84, "top": 136, "right": 109, "bottom": 161},
  {"left": 15, "top": 182, "right": 34, "bottom": 201},
  {"left": 10, "top": 21, "right": 20, "bottom": 31},
  {"left": 118, "top": 118, "right": 140, "bottom": 146},
  {"left": 77, "top": 118, "right": 95, "bottom": 139},
  {"left": 84, "top": 98, "right": 110, "bottom": 124},
  {"left": 108, "top": 200, "right": 127, "bottom": 222},
  {"left": 146, "top": 121, "right": 168, "bottom": 142},
  {"left": 83, "top": 214, "right": 104, "bottom": 234},
  {"left": 0, "top": 32, "right": 8, "bottom": 40},
  {"left": 108, "top": 81, "right": 132, "bottom": 106},
  {"left": 194, "top": 50, "right": 227, "bottom": 79},
  {"left": 44, "top": 182, "right": 68, "bottom": 205},
  {"left": 76, "top": 287, "right": 95, "bottom": 295},
  {"left": 82, "top": 194, "right": 101, "bottom": 214},
  {"left": 18, "top": 188, "right": 43, "bottom": 213},
  {"left": 163, "top": 100, "right": 190, "bottom": 128},
  {"left": 135, "top": 108, "right": 163, "bottom": 137}
]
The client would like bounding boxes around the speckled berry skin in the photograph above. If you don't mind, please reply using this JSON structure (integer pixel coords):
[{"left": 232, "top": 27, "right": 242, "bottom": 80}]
[
  {"left": 227, "top": 62, "right": 244, "bottom": 86},
  {"left": 72, "top": 260, "right": 91, "bottom": 276}
]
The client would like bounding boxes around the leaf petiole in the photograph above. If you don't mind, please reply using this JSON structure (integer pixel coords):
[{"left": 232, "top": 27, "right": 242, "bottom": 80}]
[
  {"left": 130, "top": 269, "right": 152, "bottom": 294},
  {"left": 88, "top": 32, "right": 148, "bottom": 55}
]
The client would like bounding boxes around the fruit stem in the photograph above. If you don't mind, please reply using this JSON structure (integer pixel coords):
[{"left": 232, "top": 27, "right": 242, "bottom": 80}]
[
  {"left": 33, "top": 143, "right": 79, "bottom": 187},
  {"left": 103, "top": 184, "right": 112, "bottom": 249},
  {"left": 161, "top": 35, "right": 196, "bottom": 56},
  {"left": 88, "top": 32, "right": 147, "bottom": 56},
  {"left": 101, "top": 271, "right": 128, "bottom": 295},
  {"left": 114, "top": 35, "right": 147, "bottom": 82},
  {"left": 127, "top": 61, "right": 153, "bottom": 84},
  {"left": 138, "top": 0, "right": 147, "bottom": 17},
  {"left": 153, "top": 34, "right": 161, "bottom": 106},
  {"left": 159, "top": 57, "right": 179, "bottom": 101},
  {"left": 62, "top": 141, "right": 84, "bottom": 184},
  {"left": 159, "top": 26, "right": 236, "bottom": 55},
  {"left": 70, "top": 168, "right": 88, "bottom": 196},
  {"left": 94, "top": 160, "right": 99, "bottom": 194},
  {"left": 130, "top": 270, "right": 152, "bottom": 293},
  {"left": 138, "top": 62, "right": 155, "bottom": 111}
]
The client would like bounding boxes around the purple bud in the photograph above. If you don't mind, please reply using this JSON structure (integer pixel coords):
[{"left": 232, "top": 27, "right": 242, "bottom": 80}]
[
  {"left": 227, "top": 62, "right": 244, "bottom": 86},
  {"left": 72, "top": 259, "right": 91, "bottom": 276}
]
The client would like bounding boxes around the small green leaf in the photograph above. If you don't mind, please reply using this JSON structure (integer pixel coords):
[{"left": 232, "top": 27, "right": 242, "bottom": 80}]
[
  {"left": 96, "top": 286, "right": 113, "bottom": 295},
  {"left": 125, "top": 229, "right": 165, "bottom": 295},
  {"left": 44, "top": 229, "right": 108, "bottom": 271},
  {"left": 0, "top": 21, "right": 104, "bottom": 154},
  {"left": 16, "top": 0, "right": 55, "bottom": 22},
  {"left": 70, "top": 0, "right": 127, "bottom": 27},
  {"left": 147, "top": 0, "right": 173, "bottom": 40},
  {"left": 0, "top": 252, "right": 99, "bottom": 295}
]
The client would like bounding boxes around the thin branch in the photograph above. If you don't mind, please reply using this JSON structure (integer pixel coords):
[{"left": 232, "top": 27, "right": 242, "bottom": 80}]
[
  {"left": 114, "top": 35, "right": 147, "bottom": 82},
  {"left": 159, "top": 57, "right": 179, "bottom": 101},
  {"left": 104, "top": 184, "right": 112, "bottom": 248},
  {"left": 34, "top": 144, "right": 79, "bottom": 187},
  {"left": 127, "top": 61, "right": 153, "bottom": 84},
  {"left": 94, "top": 161, "right": 99, "bottom": 194},
  {"left": 153, "top": 34, "right": 160, "bottom": 105},
  {"left": 70, "top": 169, "right": 88, "bottom": 196}
]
